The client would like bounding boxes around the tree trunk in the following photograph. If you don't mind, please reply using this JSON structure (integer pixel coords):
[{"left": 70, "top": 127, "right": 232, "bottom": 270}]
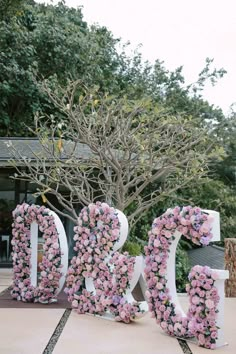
[{"left": 225, "top": 238, "right": 236, "bottom": 297}]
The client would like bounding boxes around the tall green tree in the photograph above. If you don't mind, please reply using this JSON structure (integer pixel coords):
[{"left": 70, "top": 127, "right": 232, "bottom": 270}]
[
  {"left": 0, "top": 1, "right": 129, "bottom": 135},
  {"left": 0, "top": 0, "right": 25, "bottom": 20},
  {"left": 0, "top": 1, "right": 228, "bottom": 136}
]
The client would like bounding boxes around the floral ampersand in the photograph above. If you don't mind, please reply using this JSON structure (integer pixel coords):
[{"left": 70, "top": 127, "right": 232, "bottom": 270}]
[
  {"left": 144, "top": 206, "right": 227, "bottom": 349},
  {"left": 65, "top": 202, "right": 146, "bottom": 322},
  {"left": 11, "top": 203, "right": 64, "bottom": 303}
]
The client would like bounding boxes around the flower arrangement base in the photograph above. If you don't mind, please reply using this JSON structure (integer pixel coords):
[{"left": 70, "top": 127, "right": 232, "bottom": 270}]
[
  {"left": 39, "top": 298, "right": 58, "bottom": 304},
  {"left": 86, "top": 311, "right": 116, "bottom": 321},
  {"left": 85, "top": 302, "right": 147, "bottom": 322}
]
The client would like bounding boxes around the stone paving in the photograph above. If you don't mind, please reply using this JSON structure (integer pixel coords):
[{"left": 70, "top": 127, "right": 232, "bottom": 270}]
[{"left": 1, "top": 268, "right": 236, "bottom": 354}]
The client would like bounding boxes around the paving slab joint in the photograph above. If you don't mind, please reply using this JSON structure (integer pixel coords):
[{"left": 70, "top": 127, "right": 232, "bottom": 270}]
[
  {"left": 42, "top": 308, "right": 72, "bottom": 354},
  {"left": 177, "top": 338, "right": 193, "bottom": 354}
]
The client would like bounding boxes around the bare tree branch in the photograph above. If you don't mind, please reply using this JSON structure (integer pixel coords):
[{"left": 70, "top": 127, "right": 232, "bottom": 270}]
[{"left": 7, "top": 81, "right": 212, "bottom": 228}]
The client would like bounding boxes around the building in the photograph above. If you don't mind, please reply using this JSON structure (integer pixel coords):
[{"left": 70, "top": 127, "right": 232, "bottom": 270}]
[{"left": 0, "top": 137, "right": 92, "bottom": 268}]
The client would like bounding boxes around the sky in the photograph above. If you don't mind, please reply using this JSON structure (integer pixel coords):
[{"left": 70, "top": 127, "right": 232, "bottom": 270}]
[{"left": 36, "top": 0, "right": 236, "bottom": 115}]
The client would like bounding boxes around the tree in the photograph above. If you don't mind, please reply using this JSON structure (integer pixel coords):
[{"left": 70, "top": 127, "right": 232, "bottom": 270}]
[
  {"left": 213, "top": 108, "right": 236, "bottom": 187},
  {"left": 9, "top": 82, "right": 214, "bottom": 228},
  {"left": 0, "top": 1, "right": 129, "bottom": 135},
  {"left": 0, "top": 1, "right": 227, "bottom": 136},
  {"left": 0, "top": 0, "right": 25, "bottom": 20}
]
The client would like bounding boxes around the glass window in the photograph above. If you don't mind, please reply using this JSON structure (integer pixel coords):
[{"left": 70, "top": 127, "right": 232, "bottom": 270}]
[{"left": 0, "top": 172, "right": 15, "bottom": 264}]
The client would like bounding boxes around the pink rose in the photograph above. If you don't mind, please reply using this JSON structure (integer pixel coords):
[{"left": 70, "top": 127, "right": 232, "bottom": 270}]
[
  {"left": 211, "top": 271, "right": 219, "bottom": 280},
  {"left": 164, "top": 230, "right": 172, "bottom": 238},
  {"left": 198, "top": 333, "right": 206, "bottom": 346},
  {"left": 161, "top": 321, "right": 167, "bottom": 329},
  {"left": 16, "top": 216, "right": 23, "bottom": 223},
  {"left": 154, "top": 239, "right": 160, "bottom": 247},
  {"left": 72, "top": 300, "right": 78, "bottom": 308},
  {"left": 156, "top": 282, "right": 163, "bottom": 290},
  {"left": 192, "top": 296, "right": 200, "bottom": 305},
  {"left": 199, "top": 222, "right": 211, "bottom": 234},
  {"left": 205, "top": 299, "right": 215, "bottom": 309}
]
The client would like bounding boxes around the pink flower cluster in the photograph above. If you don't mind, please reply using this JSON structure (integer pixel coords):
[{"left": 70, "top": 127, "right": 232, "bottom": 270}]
[
  {"left": 144, "top": 206, "right": 219, "bottom": 349},
  {"left": 11, "top": 203, "right": 62, "bottom": 303},
  {"left": 65, "top": 202, "right": 144, "bottom": 323},
  {"left": 187, "top": 265, "right": 220, "bottom": 349},
  {"left": 108, "top": 252, "right": 144, "bottom": 322}
]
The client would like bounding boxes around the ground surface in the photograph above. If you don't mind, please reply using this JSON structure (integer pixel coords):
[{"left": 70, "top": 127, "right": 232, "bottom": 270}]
[{"left": 0, "top": 268, "right": 235, "bottom": 354}]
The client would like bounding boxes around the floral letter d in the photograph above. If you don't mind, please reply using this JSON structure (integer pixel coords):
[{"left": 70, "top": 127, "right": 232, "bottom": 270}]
[{"left": 11, "top": 203, "right": 68, "bottom": 303}]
